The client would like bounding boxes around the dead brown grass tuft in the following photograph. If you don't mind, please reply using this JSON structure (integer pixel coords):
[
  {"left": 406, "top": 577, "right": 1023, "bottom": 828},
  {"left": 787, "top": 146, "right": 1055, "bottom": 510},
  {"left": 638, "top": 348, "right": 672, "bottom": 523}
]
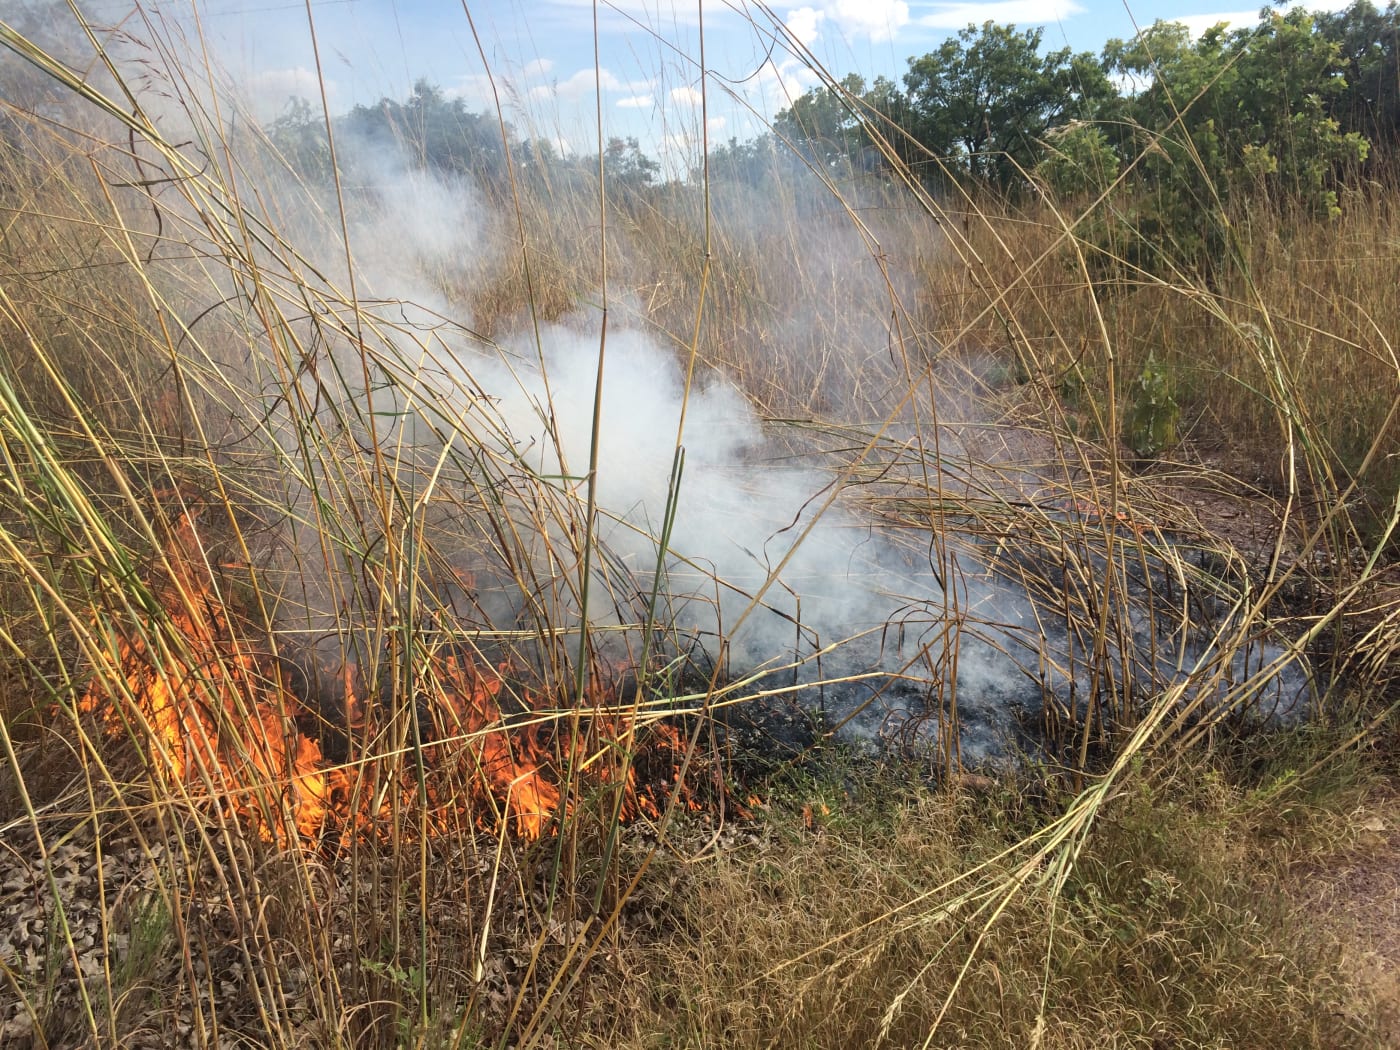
[{"left": 590, "top": 746, "right": 1389, "bottom": 1049}]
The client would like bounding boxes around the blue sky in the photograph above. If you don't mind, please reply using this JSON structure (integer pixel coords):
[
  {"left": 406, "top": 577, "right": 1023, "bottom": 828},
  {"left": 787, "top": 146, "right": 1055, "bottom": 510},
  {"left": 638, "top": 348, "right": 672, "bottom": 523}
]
[{"left": 189, "top": 0, "right": 1354, "bottom": 169}]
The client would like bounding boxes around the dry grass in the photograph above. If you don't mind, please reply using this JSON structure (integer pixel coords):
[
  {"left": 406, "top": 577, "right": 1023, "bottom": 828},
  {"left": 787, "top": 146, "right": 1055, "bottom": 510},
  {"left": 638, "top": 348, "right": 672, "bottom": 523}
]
[
  {"left": 589, "top": 735, "right": 1388, "bottom": 1048},
  {"left": 919, "top": 189, "right": 1400, "bottom": 547},
  {"left": 1, "top": 5, "right": 1398, "bottom": 1049}
]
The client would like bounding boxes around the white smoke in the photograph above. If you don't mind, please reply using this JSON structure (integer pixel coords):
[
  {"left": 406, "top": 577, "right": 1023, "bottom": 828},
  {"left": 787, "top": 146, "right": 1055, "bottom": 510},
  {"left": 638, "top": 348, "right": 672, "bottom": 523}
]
[
  {"left": 262, "top": 146, "right": 1311, "bottom": 763},
  {"left": 2, "top": 3, "right": 1313, "bottom": 766},
  {"left": 381, "top": 305, "right": 1061, "bottom": 759}
]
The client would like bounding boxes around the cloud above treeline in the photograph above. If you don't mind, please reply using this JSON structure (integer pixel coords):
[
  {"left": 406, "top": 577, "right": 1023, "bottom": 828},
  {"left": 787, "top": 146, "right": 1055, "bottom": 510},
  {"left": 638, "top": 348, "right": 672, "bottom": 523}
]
[
  {"left": 780, "top": 0, "right": 1097, "bottom": 46},
  {"left": 783, "top": 0, "right": 912, "bottom": 45},
  {"left": 914, "top": 0, "right": 1085, "bottom": 30}
]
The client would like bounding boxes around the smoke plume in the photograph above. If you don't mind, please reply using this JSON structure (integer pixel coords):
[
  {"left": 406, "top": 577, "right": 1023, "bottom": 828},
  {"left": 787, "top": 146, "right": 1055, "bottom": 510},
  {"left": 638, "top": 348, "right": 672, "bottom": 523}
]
[{"left": 255, "top": 142, "right": 1311, "bottom": 765}]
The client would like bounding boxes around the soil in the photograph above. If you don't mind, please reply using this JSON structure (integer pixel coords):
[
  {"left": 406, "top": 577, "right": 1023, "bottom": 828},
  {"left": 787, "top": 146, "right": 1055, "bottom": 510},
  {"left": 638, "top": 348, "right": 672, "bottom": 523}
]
[{"left": 1298, "top": 795, "right": 1400, "bottom": 1046}]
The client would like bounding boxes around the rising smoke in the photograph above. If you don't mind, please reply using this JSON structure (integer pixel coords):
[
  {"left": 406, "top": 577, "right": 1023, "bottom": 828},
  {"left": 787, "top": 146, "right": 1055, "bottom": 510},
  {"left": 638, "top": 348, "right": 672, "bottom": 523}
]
[{"left": 253, "top": 137, "right": 1311, "bottom": 766}]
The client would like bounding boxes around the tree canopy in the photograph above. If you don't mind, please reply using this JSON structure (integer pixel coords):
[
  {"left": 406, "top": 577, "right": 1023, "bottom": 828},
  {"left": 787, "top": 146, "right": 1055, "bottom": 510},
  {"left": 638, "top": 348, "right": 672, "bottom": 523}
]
[
  {"left": 1104, "top": 10, "right": 1368, "bottom": 214},
  {"left": 1315, "top": 0, "right": 1400, "bottom": 149},
  {"left": 763, "top": 6, "right": 1393, "bottom": 277},
  {"left": 342, "top": 80, "right": 513, "bottom": 183},
  {"left": 264, "top": 79, "right": 661, "bottom": 199},
  {"left": 901, "top": 22, "right": 1114, "bottom": 187}
]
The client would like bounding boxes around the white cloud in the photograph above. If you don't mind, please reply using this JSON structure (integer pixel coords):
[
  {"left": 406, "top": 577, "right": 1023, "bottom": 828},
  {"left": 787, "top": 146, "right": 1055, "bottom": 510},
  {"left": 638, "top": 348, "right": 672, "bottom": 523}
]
[
  {"left": 917, "top": 0, "right": 1084, "bottom": 29},
  {"left": 748, "top": 57, "right": 821, "bottom": 117},
  {"left": 446, "top": 58, "right": 566, "bottom": 112},
  {"left": 784, "top": 0, "right": 908, "bottom": 42},
  {"left": 445, "top": 73, "right": 499, "bottom": 110},
  {"left": 617, "top": 94, "right": 654, "bottom": 108},
  {"left": 543, "top": 0, "right": 732, "bottom": 28},
  {"left": 670, "top": 85, "right": 704, "bottom": 106},
  {"left": 786, "top": 6, "right": 825, "bottom": 44},
  {"left": 1163, "top": 0, "right": 1351, "bottom": 39},
  {"left": 1171, "top": 9, "right": 1261, "bottom": 36},
  {"left": 759, "top": 57, "right": 821, "bottom": 103},
  {"left": 827, "top": 0, "right": 909, "bottom": 41},
  {"left": 529, "top": 65, "right": 630, "bottom": 100}
]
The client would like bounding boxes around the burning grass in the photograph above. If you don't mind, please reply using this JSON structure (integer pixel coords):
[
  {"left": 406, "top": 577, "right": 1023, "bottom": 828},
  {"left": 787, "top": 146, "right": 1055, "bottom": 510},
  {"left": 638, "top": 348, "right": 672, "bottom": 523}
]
[{"left": 76, "top": 502, "right": 701, "bottom": 848}]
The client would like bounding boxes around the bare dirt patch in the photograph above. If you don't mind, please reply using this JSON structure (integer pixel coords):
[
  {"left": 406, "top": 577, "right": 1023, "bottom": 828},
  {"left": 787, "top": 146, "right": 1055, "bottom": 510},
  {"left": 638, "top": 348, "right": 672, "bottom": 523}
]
[{"left": 1297, "top": 794, "right": 1400, "bottom": 1046}]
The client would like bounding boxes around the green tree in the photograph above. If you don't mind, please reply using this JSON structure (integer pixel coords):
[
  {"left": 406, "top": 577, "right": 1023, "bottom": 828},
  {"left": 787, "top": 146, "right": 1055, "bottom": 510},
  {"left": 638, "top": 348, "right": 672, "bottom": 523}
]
[
  {"left": 1109, "top": 12, "right": 1368, "bottom": 211},
  {"left": 600, "top": 135, "right": 659, "bottom": 191},
  {"left": 902, "top": 22, "right": 1115, "bottom": 188},
  {"left": 774, "top": 73, "right": 888, "bottom": 176},
  {"left": 1101, "top": 11, "right": 1370, "bottom": 279},
  {"left": 1314, "top": 0, "right": 1400, "bottom": 152},
  {"left": 265, "top": 97, "right": 332, "bottom": 181},
  {"left": 703, "top": 134, "right": 805, "bottom": 187},
  {"left": 773, "top": 72, "right": 949, "bottom": 181},
  {"left": 342, "top": 79, "right": 513, "bottom": 184},
  {"left": 1034, "top": 122, "right": 1120, "bottom": 197}
]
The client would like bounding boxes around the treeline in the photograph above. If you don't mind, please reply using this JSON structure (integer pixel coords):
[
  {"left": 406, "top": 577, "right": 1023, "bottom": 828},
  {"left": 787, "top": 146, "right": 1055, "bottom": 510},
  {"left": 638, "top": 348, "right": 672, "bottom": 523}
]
[
  {"left": 770, "top": 2, "right": 1399, "bottom": 201},
  {"left": 758, "top": 1, "right": 1399, "bottom": 277},
  {"left": 266, "top": 80, "right": 660, "bottom": 196},
  {"left": 263, "top": 2, "right": 1400, "bottom": 276}
]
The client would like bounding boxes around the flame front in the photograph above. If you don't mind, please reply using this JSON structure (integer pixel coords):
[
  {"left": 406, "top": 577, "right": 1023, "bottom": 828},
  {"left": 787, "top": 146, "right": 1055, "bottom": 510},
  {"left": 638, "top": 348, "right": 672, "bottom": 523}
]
[{"left": 79, "top": 512, "right": 696, "bottom": 846}]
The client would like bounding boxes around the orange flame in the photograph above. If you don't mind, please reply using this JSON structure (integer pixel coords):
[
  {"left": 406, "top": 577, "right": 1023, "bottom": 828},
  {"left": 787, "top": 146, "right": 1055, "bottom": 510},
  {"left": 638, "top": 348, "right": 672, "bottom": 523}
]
[
  {"left": 79, "top": 510, "right": 703, "bottom": 846},
  {"left": 80, "top": 513, "right": 330, "bottom": 843}
]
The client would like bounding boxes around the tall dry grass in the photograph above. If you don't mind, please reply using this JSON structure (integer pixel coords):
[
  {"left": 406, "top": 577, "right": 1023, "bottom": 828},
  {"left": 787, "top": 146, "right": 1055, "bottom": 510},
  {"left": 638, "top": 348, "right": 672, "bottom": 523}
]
[
  {"left": 0, "top": 5, "right": 1397, "bottom": 1049},
  {"left": 924, "top": 187, "right": 1400, "bottom": 541}
]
